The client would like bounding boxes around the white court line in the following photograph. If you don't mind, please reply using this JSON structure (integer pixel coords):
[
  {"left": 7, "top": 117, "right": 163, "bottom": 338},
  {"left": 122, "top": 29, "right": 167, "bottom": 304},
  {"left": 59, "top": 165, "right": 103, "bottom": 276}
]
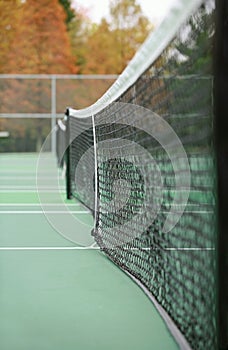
[
  {"left": 163, "top": 247, "right": 215, "bottom": 251},
  {"left": 0, "top": 186, "right": 65, "bottom": 189},
  {"left": 0, "top": 209, "right": 212, "bottom": 215},
  {"left": 0, "top": 173, "right": 60, "bottom": 181},
  {"left": 0, "top": 210, "right": 90, "bottom": 214},
  {"left": 162, "top": 210, "right": 213, "bottom": 214},
  {"left": 0, "top": 171, "right": 56, "bottom": 174},
  {"left": 0, "top": 190, "right": 65, "bottom": 193},
  {"left": 0, "top": 205, "right": 213, "bottom": 214},
  {"left": 0, "top": 246, "right": 99, "bottom": 250},
  {"left": 0, "top": 204, "right": 213, "bottom": 214},
  {"left": 0, "top": 246, "right": 215, "bottom": 251},
  {"left": 121, "top": 247, "right": 216, "bottom": 251},
  {"left": 0, "top": 203, "right": 81, "bottom": 206}
]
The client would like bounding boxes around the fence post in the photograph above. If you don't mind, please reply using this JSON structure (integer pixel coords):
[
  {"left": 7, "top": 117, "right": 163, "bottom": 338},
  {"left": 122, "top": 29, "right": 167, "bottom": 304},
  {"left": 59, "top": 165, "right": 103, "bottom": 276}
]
[{"left": 51, "top": 75, "right": 56, "bottom": 153}]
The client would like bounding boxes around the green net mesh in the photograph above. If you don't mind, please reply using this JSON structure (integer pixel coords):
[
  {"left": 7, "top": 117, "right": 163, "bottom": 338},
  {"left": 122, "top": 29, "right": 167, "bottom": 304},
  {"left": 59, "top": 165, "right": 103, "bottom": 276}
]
[{"left": 66, "top": 1, "right": 218, "bottom": 349}]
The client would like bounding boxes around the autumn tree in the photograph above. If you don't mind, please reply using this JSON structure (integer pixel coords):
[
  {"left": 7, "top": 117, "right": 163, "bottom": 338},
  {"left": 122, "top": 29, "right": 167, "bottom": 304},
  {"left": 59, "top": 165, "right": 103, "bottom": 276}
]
[
  {"left": 82, "top": 19, "right": 118, "bottom": 74},
  {"left": 6, "top": 0, "right": 77, "bottom": 74},
  {"left": 0, "top": 0, "right": 22, "bottom": 73},
  {"left": 0, "top": 0, "right": 79, "bottom": 151},
  {"left": 110, "top": 0, "right": 152, "bottom": 71},
  {"left": 81, "top": 0, "right": 152, "bottom": 74},
  {"left": 0, "top": 1, "right": 23, "bottom": 147}
]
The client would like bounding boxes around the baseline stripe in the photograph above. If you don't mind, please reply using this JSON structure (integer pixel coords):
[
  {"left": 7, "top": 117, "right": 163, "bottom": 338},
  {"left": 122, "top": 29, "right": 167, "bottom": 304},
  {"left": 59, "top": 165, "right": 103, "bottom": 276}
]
[
  {"left": 0, "top": 173, "right": 60, "bottom": 181},
  {"left": 0, "top": 246, "right": 214, "bottom": 251},
  {"left": 0, "top": 246, "right": 99, "bottom": 250},
  {"left": 0, "top": 186, "right": 65, "bottom": 189},
  {"left": 0, "top": 210, "right": 90, "bottom": 214},
  {"left": 0, "top": 190, "right": 65, "bottom": 193},
  {"left": 0, "top": 203, "right": 81, "bottom": 206}
]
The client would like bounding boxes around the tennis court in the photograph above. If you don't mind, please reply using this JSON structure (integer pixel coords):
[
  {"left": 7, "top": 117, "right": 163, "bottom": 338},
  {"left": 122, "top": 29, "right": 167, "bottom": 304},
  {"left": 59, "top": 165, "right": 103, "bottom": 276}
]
[
  {"left": 1, "top": 0, "right": 227, "bottom": 348},
  {"left": 0, "top": 153, "right": 178, "bottom": 350}
]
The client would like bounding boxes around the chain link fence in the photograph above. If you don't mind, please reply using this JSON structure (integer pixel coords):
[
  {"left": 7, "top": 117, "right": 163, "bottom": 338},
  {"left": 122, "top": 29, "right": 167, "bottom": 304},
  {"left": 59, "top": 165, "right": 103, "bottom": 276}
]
[{"left": 0, "top": 75, "right": 117, "bottom": 152}]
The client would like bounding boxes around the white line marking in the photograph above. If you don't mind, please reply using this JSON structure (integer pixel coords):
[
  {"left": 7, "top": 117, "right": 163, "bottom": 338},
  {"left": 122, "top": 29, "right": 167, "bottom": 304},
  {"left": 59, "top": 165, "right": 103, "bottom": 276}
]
[
  {"left": 122, "top": 247, "right": 215, "bottom": 251},
  {"left": 0, "top": 190, "right": 65, "bottom": 193},
  {"left": 0, "top": 246, "right": 215, "bottom": 251},
  {"left": 0, "top": 210, "right": 90, "bottom": 214},
  {"left": 0, "top": 204, "right": 213, "bottom": 214},
  {"left": 164, "top": 247, "right": 215, "bottom": 250},
  {"left": 0, "top": 203, "right": 81, "bottom": 206},
  {"left": 0, "top": 171, "right": 56, "bottom": 174},
  {"left": 0, "top": 246, "right": 99, "bottom": 250},
  {"left": 0, "top": 186, "right": 65, "bottom": 189},
  {"left": 162, "top": 210, "right": 213, "bottom": 214},
  {"left": 0, "top": 177, "right": 60, "bottom": 180}
]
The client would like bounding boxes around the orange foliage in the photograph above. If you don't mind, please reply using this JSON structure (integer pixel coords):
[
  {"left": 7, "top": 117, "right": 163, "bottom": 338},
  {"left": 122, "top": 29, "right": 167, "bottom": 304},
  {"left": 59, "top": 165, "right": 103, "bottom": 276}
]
[
  {"left": 6, "top": 0, "right": 78, "bottom": 74},
  {"left": 82, "top": 19, "right": 118, "bottom": 74},
  {"left": 80, "top": 0, "right": 152, "bottom": 74},
  {"left": 0, "top": 0, "right": 22, "bottom": 73}
]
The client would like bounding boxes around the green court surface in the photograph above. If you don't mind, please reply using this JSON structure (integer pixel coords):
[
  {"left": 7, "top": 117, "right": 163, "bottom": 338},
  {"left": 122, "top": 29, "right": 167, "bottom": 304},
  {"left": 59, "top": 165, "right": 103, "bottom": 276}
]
[{"left": 0, "top": 153, "right": 178, "bottom": 350}]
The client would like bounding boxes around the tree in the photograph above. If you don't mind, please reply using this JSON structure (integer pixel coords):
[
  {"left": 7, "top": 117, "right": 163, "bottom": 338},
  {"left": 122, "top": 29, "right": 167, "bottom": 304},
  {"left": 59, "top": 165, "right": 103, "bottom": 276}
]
[
  {"left": 80, "top": 0, "right": 152, "bottom": 74},
  {"left": 110, "top": 0, "right": 152, "bottom": 72},
  {"left": 82, "top": 19, "right": 118, "bottom": 74},
  {"left": 59, "top": 0, "right": 75, "bottom": 28},
  {"left": 68, "top": 8, "right": 93, "bottom": 73},
  {"left": 0, "top": 0, "right": 79, "bottom": 151},
  {"left": 0, "top": 0, "right": 22, "bottom": 73},
  {"left": 168, "top": 3, "right": 214, "bottom": 75},
  {"left": 6, "top": 0, "right": 77, "bottom": 74}
]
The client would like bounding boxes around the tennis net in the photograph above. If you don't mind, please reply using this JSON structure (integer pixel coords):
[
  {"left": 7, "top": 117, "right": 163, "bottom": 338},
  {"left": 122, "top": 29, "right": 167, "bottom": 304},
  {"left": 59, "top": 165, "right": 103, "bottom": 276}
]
[{"left": 62, "top": 0, "right": 225, "bottom": 349}]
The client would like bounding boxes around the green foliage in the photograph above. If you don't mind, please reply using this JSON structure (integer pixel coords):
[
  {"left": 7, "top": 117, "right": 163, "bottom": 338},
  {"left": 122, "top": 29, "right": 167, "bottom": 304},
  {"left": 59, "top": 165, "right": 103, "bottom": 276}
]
[
  {"left": 171, "top": 3, "right": 214, "bottom": 74},
  {"left": 58, "top": 0, "right": 75, "bottom": 28},
  {"left": 68, "top": 11, "right": 94, "bottom": 73},
  {"left": 78, "top": 0, "right": 152, "bottom": 74}
]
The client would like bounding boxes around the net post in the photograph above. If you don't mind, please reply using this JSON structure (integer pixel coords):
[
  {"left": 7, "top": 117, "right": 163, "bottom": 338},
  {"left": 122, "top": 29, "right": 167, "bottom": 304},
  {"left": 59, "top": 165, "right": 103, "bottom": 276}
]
[
  {"left": 51, "top": 75, "right": 57, "bottom": 154},
  {"left": 65, "top": 109, "right": 72, "bottom": 200}
]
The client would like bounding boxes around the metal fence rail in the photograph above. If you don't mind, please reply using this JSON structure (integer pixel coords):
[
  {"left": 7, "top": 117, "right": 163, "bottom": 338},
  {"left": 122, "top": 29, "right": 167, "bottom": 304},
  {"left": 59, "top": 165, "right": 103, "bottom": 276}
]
[{"left": 0, "top": 74, "right": 117, "bottom": 152}]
